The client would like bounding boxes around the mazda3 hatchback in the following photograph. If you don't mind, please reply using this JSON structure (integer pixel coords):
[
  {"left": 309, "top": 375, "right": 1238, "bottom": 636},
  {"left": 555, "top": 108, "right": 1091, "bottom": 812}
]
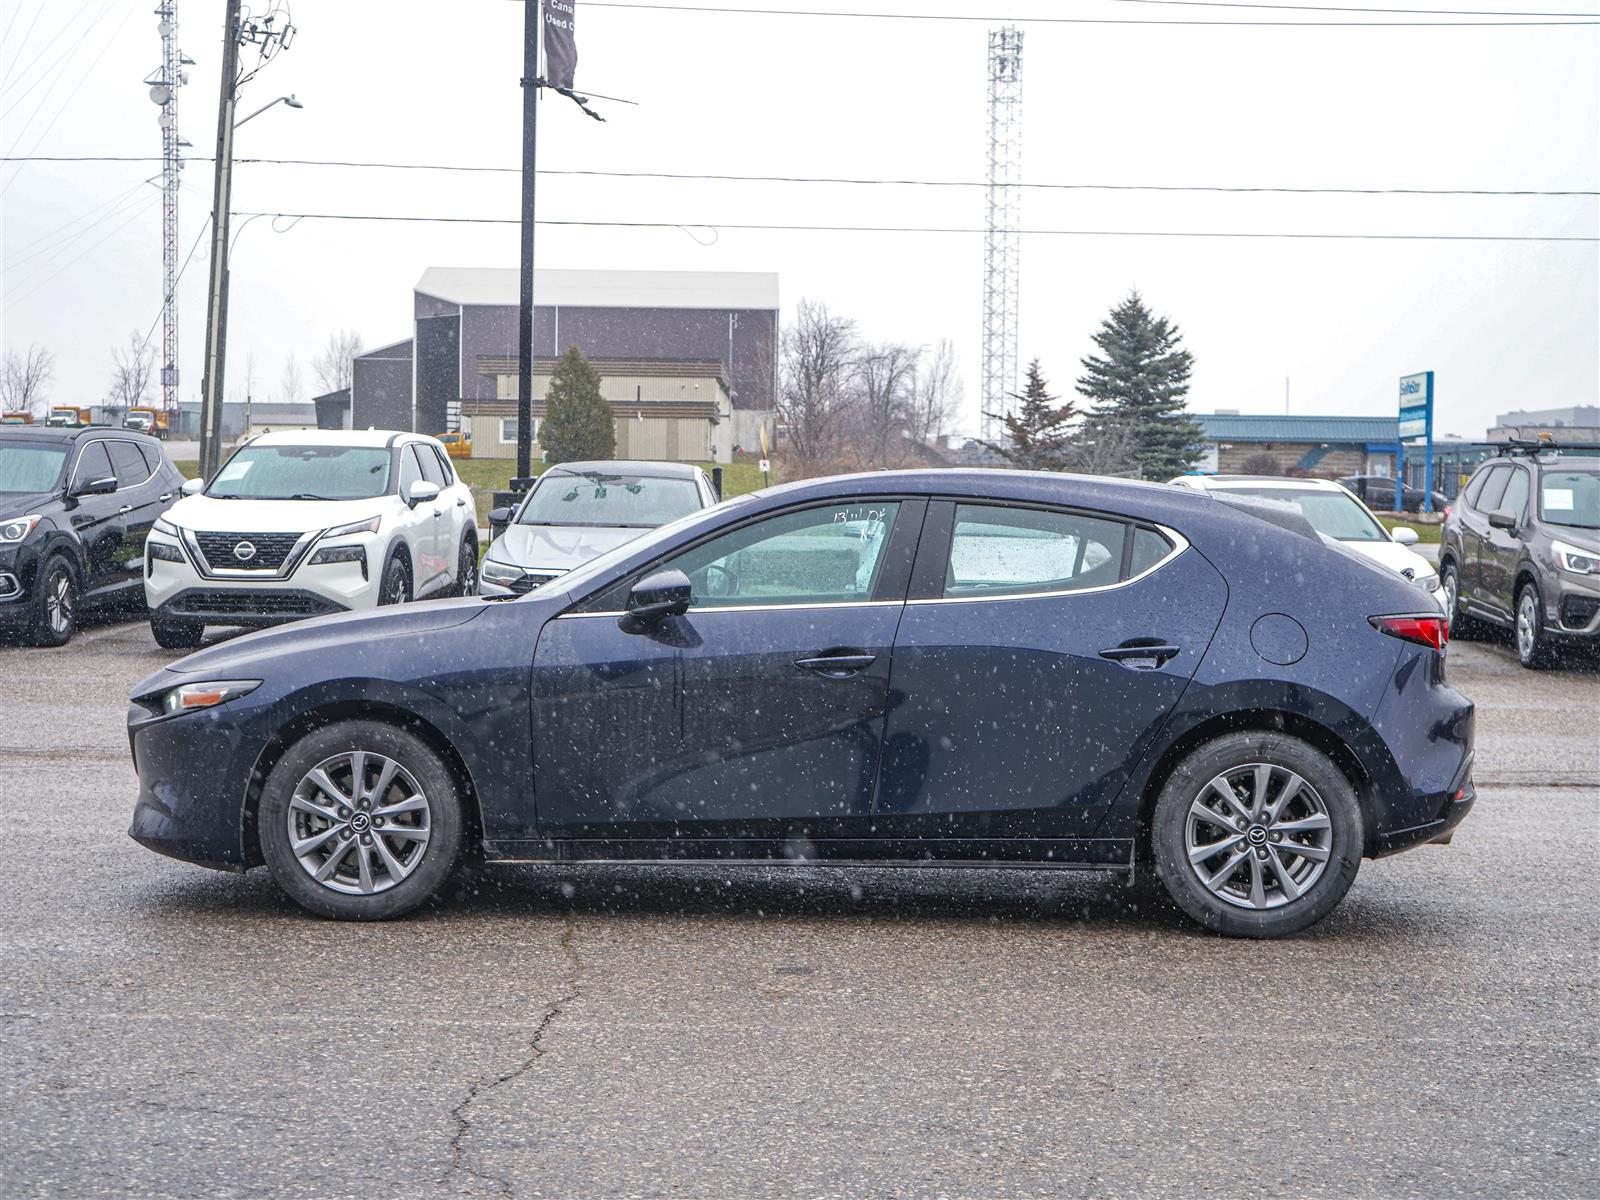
[{"left": 128, "top": 469, "right": 1474, "bottom": 938}]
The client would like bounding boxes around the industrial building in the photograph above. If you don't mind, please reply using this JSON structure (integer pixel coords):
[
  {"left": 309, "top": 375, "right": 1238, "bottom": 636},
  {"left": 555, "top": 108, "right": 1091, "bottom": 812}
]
[
  {"left": 1193, "top": 413, "right": 1400, "bottom": 477},
  {"left": 334, "top": 268, "right": 779, "bottom": 465}
]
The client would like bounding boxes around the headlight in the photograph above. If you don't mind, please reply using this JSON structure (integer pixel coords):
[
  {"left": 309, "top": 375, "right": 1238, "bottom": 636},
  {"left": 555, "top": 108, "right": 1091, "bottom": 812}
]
[
  {"left": 160, "top": 679, "right": 261, "bottom": 716},
  {"left": 481, "top": 557, "right": 524, "bottom": 585},
  {"left": 1552, "top": 539, "right": 1599, "bottom": 576},
  {"left": 0, "top": 514, "right": 41, "bottom": 543},
  {"left": 1414, "top": 570, "right": 1440, "bottom": 592},
  {"left": 148, "top": 541, "right": 184, "bottom": 563},
  {"left": 154, "top": 517, "right": 181, "bottom": 536},
  {"left": 324, "top": 515, "right": 380, "bottom": 539}
]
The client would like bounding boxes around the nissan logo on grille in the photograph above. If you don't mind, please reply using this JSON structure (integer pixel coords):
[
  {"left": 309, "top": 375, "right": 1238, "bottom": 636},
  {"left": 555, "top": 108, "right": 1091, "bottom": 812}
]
[{"left": 233, "top": 541, "right": 258, "bottom": 562}]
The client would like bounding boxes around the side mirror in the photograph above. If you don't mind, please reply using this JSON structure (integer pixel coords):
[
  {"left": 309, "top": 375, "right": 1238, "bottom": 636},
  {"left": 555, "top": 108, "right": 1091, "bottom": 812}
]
[
  {"left": 622, "top": 569, "right": 692, "bottom": 628},
  {"left": 1390, "top": 526, "right": 1420, "bottom": 546},
  {"left": 181, "top": 477, "right": 205, "bottom": 496},
  {"left": 70, "top": 475, "right": 117, "bottom": 498},
  {"left": 407, "top": 480, "right": 441, "bottom": 507},
  {"left": 1488, "top": 509, "right": 1518, "bottom": 533},
  {"left": 487, "top": 506, "right": 512, "bottom": 526}
]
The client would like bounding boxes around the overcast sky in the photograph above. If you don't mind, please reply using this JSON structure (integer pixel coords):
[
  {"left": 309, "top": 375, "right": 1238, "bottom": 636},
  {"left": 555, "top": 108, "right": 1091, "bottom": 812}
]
[{"left": 1, "top": 0, "right": 1596, "bottom": 440}]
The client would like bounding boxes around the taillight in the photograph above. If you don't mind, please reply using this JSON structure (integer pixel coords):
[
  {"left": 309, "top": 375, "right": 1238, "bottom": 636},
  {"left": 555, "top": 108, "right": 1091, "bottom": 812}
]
[{"left": 1370, "top": 614, "right": 1449, "bottom": 652}]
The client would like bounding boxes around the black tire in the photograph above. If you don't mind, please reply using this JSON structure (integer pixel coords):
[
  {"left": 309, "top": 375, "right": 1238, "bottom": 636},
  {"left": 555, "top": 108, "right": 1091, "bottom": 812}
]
[
  {"left": 28, "top": 555, "right": 78, "bottom": 647},
  {"left": 455, "top": 535, "right": 478, "bottom": 597},
  {"left": 378, "top": 552, "right": 412, "bottom": 606},
  {"left": 150, "top": 616, "right": 205, "bottom": 651},
  {"left": 1514, "top": 580, "right": 1555, "bottom": 669},
  {"left": 1151, "top": 731, "right": 1363, "bottom": 939},
  {"left": 1440, "top": 560, "right": 1482, "bottom": 641},
  {"left": 258, "top": 719, "right": 466, "bottom": 920}
]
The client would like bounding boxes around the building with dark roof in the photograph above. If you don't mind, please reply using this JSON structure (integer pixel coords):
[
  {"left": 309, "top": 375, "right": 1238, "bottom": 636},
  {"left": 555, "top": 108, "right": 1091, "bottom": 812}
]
[{"left": 1193, "top": 413, "right": 1400, "bottom": 477}]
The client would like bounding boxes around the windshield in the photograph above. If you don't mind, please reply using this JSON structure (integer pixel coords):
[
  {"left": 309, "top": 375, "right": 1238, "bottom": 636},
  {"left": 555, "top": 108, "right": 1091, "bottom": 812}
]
[
  {"left": 517, "top": 471, "right": 702, "bottom": 528},
  {"left": 208, "top": 445, "right": 393, "bottom": 500},
  {"left": 0, "top": 442, "right": 68, "bottom": 494},
  {"left": 1539, "top": 470, "right": 1599, "bottom": 529},
  {"left": 1214, "top": 486, "right": 1388, "bottom": 542}
]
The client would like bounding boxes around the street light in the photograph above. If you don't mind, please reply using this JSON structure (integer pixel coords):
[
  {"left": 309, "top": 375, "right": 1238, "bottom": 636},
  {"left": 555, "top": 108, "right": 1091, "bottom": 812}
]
[{"left": 234, "top": 93, "right": 302, "bottom": 129}]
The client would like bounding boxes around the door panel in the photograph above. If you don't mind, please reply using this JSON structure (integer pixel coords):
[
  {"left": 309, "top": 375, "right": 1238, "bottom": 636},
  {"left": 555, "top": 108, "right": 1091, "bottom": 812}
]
[
  {"left": 107, "top": 440, "right": 159, "bottom": 591},
  {"left": 65, "top": 441, "right": 126, "bottom": 594},
  {"left": 875, "top": 505, "right": 1227, "bottom": 839},
  {"left": 1466, "top": 465, "right": 1511, "bottom": 609},
  {"left": 1482, "top": 466, "right": 1529, "bottom": 608}
]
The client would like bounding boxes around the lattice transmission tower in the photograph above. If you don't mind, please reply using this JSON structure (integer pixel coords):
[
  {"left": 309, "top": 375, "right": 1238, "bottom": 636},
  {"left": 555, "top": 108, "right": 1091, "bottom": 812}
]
[
  {"left": 981, "top": 26, "right": 1023, "bottom": 443},
  {"left": 147, "top": 3, "right": 190, "bottom": 417}
]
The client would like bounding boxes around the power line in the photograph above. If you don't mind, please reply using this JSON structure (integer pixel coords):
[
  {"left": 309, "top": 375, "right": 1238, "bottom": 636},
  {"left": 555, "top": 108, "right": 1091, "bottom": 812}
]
[
  {"left": 8, "top": 156, "right": 1595, "bottom": 196},
  {"left": 231, "top": 209, "right": 1600, "bottom": 240},
  {"left": 579, "top": 1, "right": 1599, "bottom": 25},
  {"left": 1107, "top": 0, "right": 1598, "bottom": 15}
]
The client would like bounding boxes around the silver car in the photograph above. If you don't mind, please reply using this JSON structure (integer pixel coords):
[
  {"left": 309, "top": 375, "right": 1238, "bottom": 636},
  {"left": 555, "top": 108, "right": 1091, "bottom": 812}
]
[{"left": 480, "top": 460, "right": 721, "bottom": 596}]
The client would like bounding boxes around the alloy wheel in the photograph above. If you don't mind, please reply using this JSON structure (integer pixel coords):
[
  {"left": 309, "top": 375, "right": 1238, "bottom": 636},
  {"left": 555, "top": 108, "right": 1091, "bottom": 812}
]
[
  {"left": 1443, "top": 569, "right": 1458, "bottom": 631},
  {"left": 460, "top": 544, "right": 477, "bottom": 595},
  {"left": 286, "top": 751, "right": 432, "bottom": 895},
  {"left": 46, "top": 569, "right": 73, "bottom": 635},
  {"left": 1517, "top": 589, "right": 1539, "bottom": 662},
  {"left": 1184, "top": 763, "right": 1333, "bottom": 910}
]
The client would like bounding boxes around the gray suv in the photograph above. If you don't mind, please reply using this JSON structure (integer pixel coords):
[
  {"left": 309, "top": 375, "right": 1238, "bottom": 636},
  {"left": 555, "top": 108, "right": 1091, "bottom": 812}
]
[{"left": 1439, "top": 444, "right": 1599, "bottom": 668}]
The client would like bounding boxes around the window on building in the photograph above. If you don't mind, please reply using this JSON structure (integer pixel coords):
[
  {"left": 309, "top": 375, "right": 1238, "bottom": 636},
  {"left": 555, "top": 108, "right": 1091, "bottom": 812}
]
[{"left": 499, "top": 417, "right": 536, "bottom": 445}]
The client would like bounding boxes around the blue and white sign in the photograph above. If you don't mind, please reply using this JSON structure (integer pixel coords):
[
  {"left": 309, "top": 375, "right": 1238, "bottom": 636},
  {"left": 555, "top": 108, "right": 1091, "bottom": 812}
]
[{"left": 1396, "top": 371, "right": 1436, "bottom": 513}]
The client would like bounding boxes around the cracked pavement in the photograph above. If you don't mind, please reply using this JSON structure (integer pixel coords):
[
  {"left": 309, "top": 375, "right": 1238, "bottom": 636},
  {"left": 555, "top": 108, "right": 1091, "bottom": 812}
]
[{"left": 1, "top": 618, "right": 1596, "bottom": 1198}]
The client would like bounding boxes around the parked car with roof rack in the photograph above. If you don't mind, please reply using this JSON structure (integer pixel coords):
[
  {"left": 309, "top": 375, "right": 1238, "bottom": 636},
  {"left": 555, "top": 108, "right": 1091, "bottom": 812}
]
[
  {"left": 480, "top": 460, "right": 719, "bottom": 597},
  {"left": 1170, "top": 475, "right": 1445, "bottom": 610},
  {"left": 1, "top": 425, "right": 185, "bottom": 646},
  {"left": 144, "top": 430, "right": 478, "bottom": 649},
  {"left": 1439, "top": 441, "right": 1599, "bottom": 668}
]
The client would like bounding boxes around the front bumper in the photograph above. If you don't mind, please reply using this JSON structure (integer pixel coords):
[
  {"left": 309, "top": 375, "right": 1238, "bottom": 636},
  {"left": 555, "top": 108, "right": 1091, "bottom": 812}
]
[
  {"left": 1544, "top": 572, "right": 1600, "bottom": 640},
  {"left": 145, "top": 531, "right": 383, "bottom": 624},
  {"left": 0, "top": 541, "right": 41, "bottom": 628}
]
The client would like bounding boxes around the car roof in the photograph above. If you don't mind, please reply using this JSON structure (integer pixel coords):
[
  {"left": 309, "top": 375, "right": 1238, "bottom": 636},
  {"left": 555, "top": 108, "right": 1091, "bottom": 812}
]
[
  {"left": 1485, "top": 453, "right": 1600, "bottom": 471},
  {"left": 244, "top": 429, "right": 422, "bottom": 449},
  {"left": 542, "top": 459, "right": 703, "bottom": 480},
  {"left": 1172, "top": 474, "right": 1347, "bottom": 492},
  {"left": 0, "top": 425, "right": 161, "bottom": 448}
]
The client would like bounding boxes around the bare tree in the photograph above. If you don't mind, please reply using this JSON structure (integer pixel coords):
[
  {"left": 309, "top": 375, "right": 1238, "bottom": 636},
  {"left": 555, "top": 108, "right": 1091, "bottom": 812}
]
[
  {"left": 905, "top": 337, "right": 962, "bottom": 447},
  {"left": 1063, "top": 416, "right": 1143, "bottom": 478},
  {"left": 852, "top": 342, "right": 920, "bottom": 469},
  {"left": 776, "top": 300, "right": 860, "bottom": 476},
  {"left": 106, "top": 331, "right": 155, "bottom": 418},
  {"left": 313, "top": 329, "right": 364, "bottom": 394},
  {"left": 279, "top": 352, "right": 305, "bottom": 405},
  {"left": 0, "top": 344, "right": 55, "bottom": 417}
]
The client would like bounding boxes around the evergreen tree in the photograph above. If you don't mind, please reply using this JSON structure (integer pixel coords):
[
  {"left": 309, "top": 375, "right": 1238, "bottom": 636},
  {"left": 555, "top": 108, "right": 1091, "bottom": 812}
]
[
  {"left": 540, "top": 345, "right": 615, "bottom": 464},
  {"left": 977, "top": 358, "right": 1077, "bottom": 471},
  {"left": 1075, "top": 291, "right": 1204, "bottom": 479}
]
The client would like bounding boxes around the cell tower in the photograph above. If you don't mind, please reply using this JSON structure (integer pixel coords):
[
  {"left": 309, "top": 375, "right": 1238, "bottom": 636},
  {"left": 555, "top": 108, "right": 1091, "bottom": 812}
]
[
  {"left": 147, "top": 4, "right": 190, "bottom": 417},
  {"left": 981, "top": 26, "right": 1023, "bottom": 443}
]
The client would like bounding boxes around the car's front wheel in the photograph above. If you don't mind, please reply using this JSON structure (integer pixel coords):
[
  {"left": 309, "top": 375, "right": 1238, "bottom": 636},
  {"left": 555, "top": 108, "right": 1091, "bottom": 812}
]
[
  {"left": 1151, "top": 732, "right": 1363, "bottom": 938},
  {"left": 258, "top": 719, "right": 465, "bottom": 919},
  {"left": 1441, "top": 561, "right": 1481, "bottom": 640},
  {"left": 378, "top": 552, "right": 411, "bottom": 606},
  {"left": 29, "top": 555, "right": 78, "bottom": 647},
  {"left": 1515, "top": 581, "right": 1554, "bottom": 669},
  {"left": 455, "top": 535, "right": 478, "bottom": 597}
]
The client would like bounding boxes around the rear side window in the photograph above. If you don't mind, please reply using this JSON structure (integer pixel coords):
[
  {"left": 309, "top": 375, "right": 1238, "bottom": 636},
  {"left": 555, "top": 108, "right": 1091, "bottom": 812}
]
[
  {"left": 108, "top": 440, "right": 151, "bottom": 487},
  {"left": 1129, "top": 527, "right": 1175, "bottom": 577},
  {"left": 136, "top": 442, "right": 164, "bottom": 475},
  {"left": 945, "top": 505, "right": 1127, "bottom": 598},
  {"left": 1499, "top": 467, "right": 1530, "bottom": 522},
  {"left": 429, "top": 445, "right": 455, "bottom": 485},
  {"left": 72, "top": 441, "right": 114, "bottom": 489},
  {"left": 1475, "top": 466, "right": 1511, "bottom": 513}
]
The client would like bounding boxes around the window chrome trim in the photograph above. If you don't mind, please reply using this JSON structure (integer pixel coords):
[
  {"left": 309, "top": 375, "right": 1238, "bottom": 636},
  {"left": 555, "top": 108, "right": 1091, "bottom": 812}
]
[
  {"left": 558, "top": 598, "right": 904, "bottom": 620},
  {"left": 907, "top": 525, "right": 1190, "bottom": 607}
]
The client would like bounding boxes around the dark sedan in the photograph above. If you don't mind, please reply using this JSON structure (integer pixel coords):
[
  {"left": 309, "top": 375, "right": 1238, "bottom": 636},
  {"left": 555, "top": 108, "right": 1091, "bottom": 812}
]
[
  {"left": 127, "top": 470, "right": 1474, "bottom": 938},
  {"left": 1339, "top": 474, "right": 1448, "bottom": 514}
]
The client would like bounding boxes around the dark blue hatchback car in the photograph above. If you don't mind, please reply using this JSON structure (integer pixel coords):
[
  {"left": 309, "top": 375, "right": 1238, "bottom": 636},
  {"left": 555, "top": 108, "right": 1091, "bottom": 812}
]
[{"left": 127, "top": 470, "right": 1474, "bottom": 937}]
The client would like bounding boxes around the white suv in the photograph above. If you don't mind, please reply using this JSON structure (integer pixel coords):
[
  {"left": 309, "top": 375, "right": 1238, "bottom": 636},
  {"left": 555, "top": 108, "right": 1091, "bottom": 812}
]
[{"left": 145, "top": 430, "right": 478, "bottom": 649}]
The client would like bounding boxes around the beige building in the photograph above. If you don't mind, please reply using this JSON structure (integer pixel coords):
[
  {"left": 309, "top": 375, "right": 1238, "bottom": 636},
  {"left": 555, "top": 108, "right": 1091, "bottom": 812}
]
[{"left": 461, "top": 358, "right": 735, "bottom": 464}]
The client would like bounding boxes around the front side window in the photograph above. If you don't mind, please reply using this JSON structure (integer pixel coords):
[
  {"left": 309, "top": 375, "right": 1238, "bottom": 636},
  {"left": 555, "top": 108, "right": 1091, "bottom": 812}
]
[
  {"left": 1475, "top": 466, "right": 1511, "bottom": 514},
  {"left": 658, "top": 501, "right": 901, "bottom": 609},
  {"left": 1499, "top": 467, "right": 1530, "bottom": 523},
  {"left": 945, "top": 505, "right": 1126, "bottom": 598},
  {"left": 520, "top": 470, "right": 704, "bottom": 529},
  {"left": 416, "top": 444, "right": 448, "bottom": 487},
  {"left": 397, "top": 445, "right": 425, "bottom": 495},
  {"left": 209, "top": 445, "right": 393, "bottom": 501},
  {"left": 0, "top": 442, "right": 69, "bottom": 493},
  {"left": 1539, "top": 470, "right": 1600, "bottom": 529},
  {"left": 1461, "top": 467, "right": 1491, "bottom": 510}
]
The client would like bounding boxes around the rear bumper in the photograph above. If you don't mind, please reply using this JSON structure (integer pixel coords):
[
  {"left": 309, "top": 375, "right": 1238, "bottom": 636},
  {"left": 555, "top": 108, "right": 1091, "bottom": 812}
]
[{"left": 1373, "top": 751, "right": 1476, "bottom": 857}]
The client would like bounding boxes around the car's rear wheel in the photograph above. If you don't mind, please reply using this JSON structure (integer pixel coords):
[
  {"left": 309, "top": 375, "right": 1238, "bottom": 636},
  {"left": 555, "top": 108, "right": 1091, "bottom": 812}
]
[
  {"left": 378, "top": 552, "right": 411, "bottom": 606},
  {"left": 1441, "top": 561, "right": 1481, "bottom": 640},
  {"left": 1151, "top": 732, "right": 1363, "bottom": 938},
  {"left": 455, "top": 535, "right": 478, "bottom": 597},
  {"left": 1515, "top": 581, "right": 1554, "bottom": 669},
  {"left": 29, "top": 556, "right": 78, "bottom": 647},
  {"left": 150, "top": 616, "right": 205, "bottom": 651},
  {"left": 258, "top": 719, "right": 465, "bottom": 919}
]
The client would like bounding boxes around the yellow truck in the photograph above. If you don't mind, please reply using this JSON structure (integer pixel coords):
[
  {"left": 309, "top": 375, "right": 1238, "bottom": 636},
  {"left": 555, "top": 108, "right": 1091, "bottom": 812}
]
[
  {"left": 45, "top": 406, "right": 93, "bottom": 428},
  {"left": 437, "top": 431, "right": 472, "bottom": 460},
  {"left": 123, "top": 406, "right": 171, "bottom": 438},
  {"left": 0, "top": 411, "right": 34, "bottom": 425}
]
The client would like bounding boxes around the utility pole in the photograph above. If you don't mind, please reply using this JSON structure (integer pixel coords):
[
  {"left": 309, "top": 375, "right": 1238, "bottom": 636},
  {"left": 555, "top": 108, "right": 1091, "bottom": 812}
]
[
  {"left": 514, "top": 0, "right": 540, "bottom": 488},
  {"left": 198, "top": 0, "right": 240, "bottom": 479}
]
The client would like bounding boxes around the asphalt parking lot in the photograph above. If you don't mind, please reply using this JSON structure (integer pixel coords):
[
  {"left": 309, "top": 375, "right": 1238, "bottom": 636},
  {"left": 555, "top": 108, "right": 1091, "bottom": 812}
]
[{"left": 1, "top": 618, "right": 1596, "bottom": 1199}]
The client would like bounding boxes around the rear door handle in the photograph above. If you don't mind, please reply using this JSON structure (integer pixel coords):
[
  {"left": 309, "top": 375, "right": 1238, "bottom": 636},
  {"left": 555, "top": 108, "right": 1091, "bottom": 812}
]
[
  {"left": 794, "top": 652, "right": 877, "bottom": 678},
  {"left": 1099, "top": 643, "right": 1181, "bottom": 669},
  {"left": 159, "top": 493, "right": 173, "bottom": 502},
  {"left": 118, "top": 505, "right": 132, "bottom": 514}
]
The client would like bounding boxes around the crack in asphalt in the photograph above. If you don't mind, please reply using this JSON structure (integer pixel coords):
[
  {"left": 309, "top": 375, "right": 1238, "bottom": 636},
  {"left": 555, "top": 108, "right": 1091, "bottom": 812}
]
[{"left": 440, "top": 919, "right": 582, "bottom": 1197}]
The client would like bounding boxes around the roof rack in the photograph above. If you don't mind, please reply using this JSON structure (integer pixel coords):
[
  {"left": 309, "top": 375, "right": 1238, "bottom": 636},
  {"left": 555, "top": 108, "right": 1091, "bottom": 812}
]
[{"left": 1496, "top": 433, "right": 1560, "bottom": 458}]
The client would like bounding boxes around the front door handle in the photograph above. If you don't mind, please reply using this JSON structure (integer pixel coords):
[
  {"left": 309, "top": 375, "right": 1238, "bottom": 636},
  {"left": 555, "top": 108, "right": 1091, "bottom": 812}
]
[
  {"left": 794, "top": 652, "right": 877, "bottom": 678},
  {"left": 456, "top": 497, "right": 468, "bottom": 507},
  {"left": 159, "top": 493, "right": 173, "bottom": 502},
  {"left": 1099, "top": 642, "right": 1181, "bottom": 669}
]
